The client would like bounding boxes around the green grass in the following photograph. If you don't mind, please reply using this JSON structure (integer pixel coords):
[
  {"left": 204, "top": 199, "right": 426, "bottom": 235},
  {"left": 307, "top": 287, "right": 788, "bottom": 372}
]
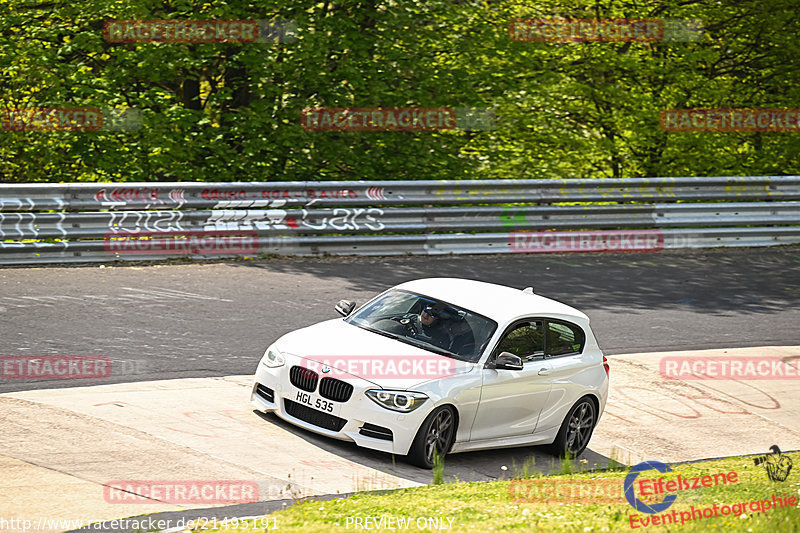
[
  {"left": 432, "top": 449, "right": 445, "bottom": 485},
  {"left": 183, "top": 453, "right": 800, "bottom": 532}
]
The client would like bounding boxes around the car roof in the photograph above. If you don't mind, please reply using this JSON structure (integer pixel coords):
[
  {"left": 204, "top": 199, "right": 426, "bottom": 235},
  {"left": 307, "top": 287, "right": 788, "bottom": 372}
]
[{"left": 393, "top": 278, "right": 589, "bottom": 325}]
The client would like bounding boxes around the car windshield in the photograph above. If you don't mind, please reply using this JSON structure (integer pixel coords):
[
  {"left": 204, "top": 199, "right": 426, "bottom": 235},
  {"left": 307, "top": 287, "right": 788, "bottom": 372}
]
[{"left": 345, "top": 289, "right": 497, "bottom": 362}]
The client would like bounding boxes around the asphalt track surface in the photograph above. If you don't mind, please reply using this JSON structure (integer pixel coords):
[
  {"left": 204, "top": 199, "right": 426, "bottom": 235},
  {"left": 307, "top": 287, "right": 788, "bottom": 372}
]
[{"left": 1, "top": 246, "right": 800, "bottom": 393}]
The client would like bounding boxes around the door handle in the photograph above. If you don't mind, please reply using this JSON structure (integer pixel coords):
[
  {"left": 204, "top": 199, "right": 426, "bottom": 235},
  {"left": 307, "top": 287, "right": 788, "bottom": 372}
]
[{"left": 538, "top": 368, "right": 551, "bottom": 376}]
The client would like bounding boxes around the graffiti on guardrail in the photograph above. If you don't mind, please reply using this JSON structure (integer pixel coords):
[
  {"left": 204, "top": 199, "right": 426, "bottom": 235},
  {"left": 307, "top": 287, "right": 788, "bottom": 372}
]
[
  {"left": 295, "top": 208, "right": 385, "bottom": 231},
  {"left": 0, "top": 208, "right": 388, "bottom": 238},
  {"left": 434, "top": 188, "right": 514, "bottom": 202},
  {"left": 1, "top": 178, "right": 799, "bottom": 264},
  {"left": 92, "top": 186, "right": 363, "bottom": 209},
  {"left": 202, "top": 187, "right": 359, "bottom": 204},
  {"left": 108, "top": 211, "right": 187, "bottom": 233},
  {"left": 204, "top": 208, "right": 385, "bottom": 231},
  {"left": 95, "top": 187, "right": 186, "bottom": 208},
  {"left": 500, "top": 207, "right": 526, "bottom": 226}
]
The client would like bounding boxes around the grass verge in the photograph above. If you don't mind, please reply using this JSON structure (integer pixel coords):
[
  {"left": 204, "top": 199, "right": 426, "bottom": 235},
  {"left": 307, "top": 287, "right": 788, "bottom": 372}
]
[{"left": 182, "top": 452, "right": 800, "bottom": 532}]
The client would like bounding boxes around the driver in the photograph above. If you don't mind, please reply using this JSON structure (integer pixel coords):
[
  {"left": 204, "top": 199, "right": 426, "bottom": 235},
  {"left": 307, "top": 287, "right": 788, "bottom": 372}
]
[{"left": 417, "top": 303, "right": 452, "bottom": 350}]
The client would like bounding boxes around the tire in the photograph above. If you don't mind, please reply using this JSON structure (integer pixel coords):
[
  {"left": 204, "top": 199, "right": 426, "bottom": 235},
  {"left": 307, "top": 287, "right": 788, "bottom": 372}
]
[
  {"left": 547, "top": 397, "right": 597, "bottom": 458},
  {"left": 406, "top": 406, "right": 457, "bottom": 469}
]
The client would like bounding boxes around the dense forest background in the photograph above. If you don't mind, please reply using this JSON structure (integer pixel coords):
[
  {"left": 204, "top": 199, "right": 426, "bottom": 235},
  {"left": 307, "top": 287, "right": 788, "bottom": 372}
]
[{"left": 1, "top": 0, "right": 799, "bottom": 182}]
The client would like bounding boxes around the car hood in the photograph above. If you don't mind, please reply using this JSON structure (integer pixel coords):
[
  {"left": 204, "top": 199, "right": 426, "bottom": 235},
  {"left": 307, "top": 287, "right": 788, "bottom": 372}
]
[{"left": 275, "top": 318, "right": 475, "bottom": 389}]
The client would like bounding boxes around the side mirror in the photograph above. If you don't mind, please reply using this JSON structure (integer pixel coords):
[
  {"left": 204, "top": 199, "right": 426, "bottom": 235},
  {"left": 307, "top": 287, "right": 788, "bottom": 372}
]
[
  {"left": 335, "top": 299, "right": 356, "bottom": 317},
  {"left": 487, "top": 352, "right": 524, "bottom": 371}
]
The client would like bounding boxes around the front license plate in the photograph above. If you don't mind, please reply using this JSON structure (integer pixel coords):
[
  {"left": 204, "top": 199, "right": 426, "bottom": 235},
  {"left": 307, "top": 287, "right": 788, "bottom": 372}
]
[{"left": 292, "top": 389, "right": 342, "bottom": 416}]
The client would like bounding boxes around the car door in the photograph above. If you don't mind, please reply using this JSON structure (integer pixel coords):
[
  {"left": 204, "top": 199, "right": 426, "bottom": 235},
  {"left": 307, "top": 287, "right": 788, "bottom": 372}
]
[
  {"left": 533, "top": 319, "right": 592, "bottom": 433},
  {"left": 469, "top": 319, "right": 554, "bottom": 441}
]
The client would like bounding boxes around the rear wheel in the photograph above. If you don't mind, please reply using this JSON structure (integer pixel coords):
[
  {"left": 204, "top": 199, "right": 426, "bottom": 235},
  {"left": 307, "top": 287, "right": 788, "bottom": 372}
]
[
  {"left": 548, "top": 397, "right": 597, "bottom": 458},
  {"left": 407, "top": 406, "right": 456, "bottom": 469}
]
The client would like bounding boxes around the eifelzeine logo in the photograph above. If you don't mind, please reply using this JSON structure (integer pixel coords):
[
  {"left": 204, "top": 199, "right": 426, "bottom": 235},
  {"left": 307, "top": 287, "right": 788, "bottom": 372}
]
[
  {"left": 301, "top": 108, "right": 456, "bottom": 132},
  {"left": 660, "top": 109, "right": 800, "bottom": 132},
  {"left": 104, "top": 20, "right": 259, "bottom": 43},
  {"left": 754, "top": 445, "right": 793, "bottom": 482},
  {"left": 509, "top": 19, "right": 664, "bottom": 42}
]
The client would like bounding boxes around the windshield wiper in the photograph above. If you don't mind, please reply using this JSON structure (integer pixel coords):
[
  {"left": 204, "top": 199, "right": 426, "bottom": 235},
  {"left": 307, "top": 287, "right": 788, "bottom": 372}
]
[
  {"left": 405, "top": 339, "right": 456, "bottom": 359},
  {"left": 351, "top": 322, "right": 459, "bottom": 359},
  {"left": 351, "top": 322, "right": 402, "bottom": 341}
]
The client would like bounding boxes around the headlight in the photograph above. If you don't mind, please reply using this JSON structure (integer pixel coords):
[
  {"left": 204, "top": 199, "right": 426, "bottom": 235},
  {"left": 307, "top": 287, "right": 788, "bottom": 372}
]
[
  {"left": 366, "top": 390, "right": 428, "bottom": 413},
  {"left": 260, "top": 346, "right": 285, "bottom": 368}
]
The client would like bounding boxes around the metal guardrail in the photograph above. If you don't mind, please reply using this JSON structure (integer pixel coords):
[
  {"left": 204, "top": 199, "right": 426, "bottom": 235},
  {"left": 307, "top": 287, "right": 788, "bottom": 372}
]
[
  {"left": 2, "top": 176, "right": 800, "bottom": 210},
  {"left": 1, "top": 177, "right": 799, "bottom": 264}
]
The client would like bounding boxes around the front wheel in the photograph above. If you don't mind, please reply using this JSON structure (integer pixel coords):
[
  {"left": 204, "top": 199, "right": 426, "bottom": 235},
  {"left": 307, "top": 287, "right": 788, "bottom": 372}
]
[
  {"left": 548, "top": 397, "right": 597, "bottom": 458},
  {"left": 406, "top": 406, "right": 456, "bottom": 469}
]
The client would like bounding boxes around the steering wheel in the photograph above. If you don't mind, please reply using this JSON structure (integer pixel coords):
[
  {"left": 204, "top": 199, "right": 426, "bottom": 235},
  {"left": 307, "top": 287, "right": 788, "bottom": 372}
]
[{"left": 394, "top": 313, "right": 420, "bottom": 337}]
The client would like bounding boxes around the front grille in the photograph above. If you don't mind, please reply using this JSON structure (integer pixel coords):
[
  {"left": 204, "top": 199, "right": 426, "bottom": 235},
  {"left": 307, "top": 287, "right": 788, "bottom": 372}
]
[
  {"left": 319, "top": 377, "right": 354, "bottom": 403},
  {"left": 359, "top": 423, "right": 394, "bottom": 441},
  {"left": 289, "top": 366, "right": 318, "bottom": 392},
  {"left": 255, "top": 383, "right": 274, "bottom": 403},
  {"left": 284, "top": 399, "right": 347, "bottom": 432}
]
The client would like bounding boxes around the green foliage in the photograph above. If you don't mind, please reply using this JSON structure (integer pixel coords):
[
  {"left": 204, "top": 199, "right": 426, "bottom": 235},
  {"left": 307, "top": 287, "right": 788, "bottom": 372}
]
[
  {"left": 432, "top": 448, "right": 445, "bottom": 485},
  {"left": 191, "top": 453, "right": 800, "bottom": 533},
  {"left": 1, "top": 0, "right": 799, "bottom": 182},
  {"left": 510, "top": 455, "right": 538, "bottom": 479},
  {"left": 559, "top": 451, "right": 574, "bottom": 475},
  {"left": 607, "top": 447, "right": 627, "bottom": 472}
]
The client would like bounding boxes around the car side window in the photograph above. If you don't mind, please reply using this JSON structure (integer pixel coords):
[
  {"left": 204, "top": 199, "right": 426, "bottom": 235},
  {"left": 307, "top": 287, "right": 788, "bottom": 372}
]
[
  {"left": 546, "top": 321, "right": 585, "bottom": 357},
  {"left": 493, "top": 321, "right": 544, "bottom": 362}
]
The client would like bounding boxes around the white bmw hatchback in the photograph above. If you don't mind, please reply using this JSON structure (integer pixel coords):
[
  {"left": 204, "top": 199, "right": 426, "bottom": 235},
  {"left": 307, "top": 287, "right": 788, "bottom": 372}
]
[{"left": 250, "top": 278, "right": 609, "bottom": 468}]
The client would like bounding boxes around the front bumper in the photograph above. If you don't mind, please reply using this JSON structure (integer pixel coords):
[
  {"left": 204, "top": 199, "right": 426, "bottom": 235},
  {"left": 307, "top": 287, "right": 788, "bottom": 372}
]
[{"left": 249, "top": 357, "right": 430, "bottom": 456}]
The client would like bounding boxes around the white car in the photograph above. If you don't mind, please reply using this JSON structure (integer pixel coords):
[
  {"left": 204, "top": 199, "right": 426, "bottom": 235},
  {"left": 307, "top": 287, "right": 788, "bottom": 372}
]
[{"left": 250, "top": 278, "right": 609, "bottom": 468}]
